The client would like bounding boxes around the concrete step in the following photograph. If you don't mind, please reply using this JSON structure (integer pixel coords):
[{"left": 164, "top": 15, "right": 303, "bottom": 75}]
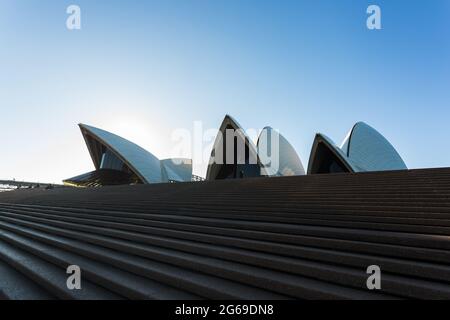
[
  {"left": 0, "top": 226, "right": 199, "bottom": 300},
  {"left": 1, "top": 209, "right": 449, "bottom": 255},
  {"left": 0, "top": 220, "right": 287, "bottom": 300},
  {"left": 3, "top": 203, "right": 450, "bottom": 228},
  {"left": 0, "top": 167, "right": 448, "bottom": 300},
  {"left": 1, "top": 216, "right": 450, "bottom": 299},
  {"left": 0, "top": 259, "right": 55, "bottom": 300},
  {"left": 1, "top": 210, "right": 450, "bottom": 269},
  {"left": 0, "top": 239, "right": 121, "bottom": 300},
  {"left": 2, "top": 208, "right": 450, "bottom": 280},
  {"left": 2, "top": 205, "right": 450, "bottom": 238}
]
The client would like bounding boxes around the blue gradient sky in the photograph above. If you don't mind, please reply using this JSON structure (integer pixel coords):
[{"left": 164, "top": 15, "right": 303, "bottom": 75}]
[{"left": 0, "top": 0, "right": 449, "bottom": 182}]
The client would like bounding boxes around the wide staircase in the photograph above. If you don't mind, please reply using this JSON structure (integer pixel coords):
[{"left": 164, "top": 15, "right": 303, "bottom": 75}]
[{"left": 0, "top": 168, "right": 449, "bottom": 299}]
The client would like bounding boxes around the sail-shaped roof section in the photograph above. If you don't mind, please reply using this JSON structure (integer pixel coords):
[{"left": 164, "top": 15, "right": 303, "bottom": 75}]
[
  {"left": 79, "top": 124, "right": 162, "bottom": 183},
  {"left": 160, "top": 158, "right": 192, "bottom": 182},
  {"left": 307, "top": 133, "right": 356, "bottom": 174},
  {"left": 206, "top": 115, "right": 267, "bottom": 180},
  {"left": 257, "top": 127, "right": 305, "bottom": 176},
  {"left": 340, "top": 122, "right": 407, "bottom": 172},
  {"left": 308, "top": 122, "right": 407, "bottom": 174}
]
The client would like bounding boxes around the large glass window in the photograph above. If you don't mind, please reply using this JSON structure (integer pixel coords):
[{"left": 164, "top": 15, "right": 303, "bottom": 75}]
[
  {"left": 214, "top": 126, "right": 262, "bottom": 179},
  {"left": 100, "top": 149, "right": 125, "bottom": 171},
  {"left": 310, "top": 143, "right": 349, "bottom": 174}
]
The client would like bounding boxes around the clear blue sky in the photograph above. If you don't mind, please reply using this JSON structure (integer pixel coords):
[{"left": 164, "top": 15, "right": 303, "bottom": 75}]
[{"left": 0, "top": 0, "right": 449, "bottom": 183}]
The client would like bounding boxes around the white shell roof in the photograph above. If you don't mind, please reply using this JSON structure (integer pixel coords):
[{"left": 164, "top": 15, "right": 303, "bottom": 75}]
[
  {"left": 257, "top": 127, "right": 305, "bottom": 176},
  {"left": 80, "top": 124, "right": 162, "bottom": 183},
  {"left": 341, "top": 122, "right": 407, "bottom": 172},
  {"left": 307, "top": 133, "right": 358, "bottom": 174},
  {"left": 206, "top": 115, "right": 267, "bottom": 179},
  {"left": 160, "top": 158, "right": 192, "bottom": 182}
]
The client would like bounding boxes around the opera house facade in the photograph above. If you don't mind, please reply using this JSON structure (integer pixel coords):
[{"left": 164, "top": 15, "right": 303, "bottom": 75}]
[
  {"left": 307, "top": 122, "right": 407, "bottom": 174},
  {"left": 64, "top": 117, "right": 407, "bottom": 187},
  {"left": 205, "top": 115, "right": 305, "bottom": 181},
  {"left": 4, "top": 118, "right": 448, "bottom": 301},
  {"left": 64, "top": 124, "right": 193, "bottom": 187}
]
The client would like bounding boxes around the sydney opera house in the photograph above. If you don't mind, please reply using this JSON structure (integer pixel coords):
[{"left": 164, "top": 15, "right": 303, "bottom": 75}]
[
  {"left": 64, "top": 116, "right": 407, "bottom": 187},
  {"left": 307, "top": 122, "right": 407, "bottom": 174},
  {"left": 2, "top": 114, "right": 450, "bottom": 301},
  {"left": 63, "top": 124, "right": 193, "bottom": 187}
]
